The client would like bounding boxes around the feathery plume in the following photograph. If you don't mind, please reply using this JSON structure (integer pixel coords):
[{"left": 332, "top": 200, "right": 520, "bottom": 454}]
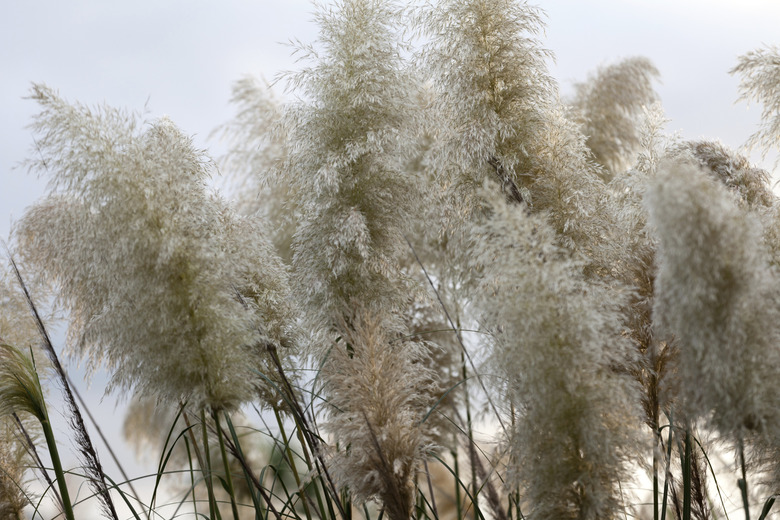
[
  {"left": 571, "top": 56, "right": 660, "bottom": 178},
  {"left": 646, "top": 159, "right": 780, "bottom": 439},
  {"left": 731, "top": 45, "right": 780, "bottom": 165},
  {"left": 526, "top": 102, "right": 617, "bottom": 270},
  {"left": 323, "top": 311, "right": 436, "bottom": 520},
  {"left": 215, "top": 77, "right": 301, "bottom": 264},
  {"left": 668, "top": 140, "right": 774, "bottom": 208},
  {"left": 0, "top": 417, "right": 33, "bottom": 520},
  {"left": 473, "top": 188, "right": 642, "bottom": 520},
  {"left": 17, "top": 84, "right": 294, "bottom": 411},
  {"left": 282, "top": 1, "right": 437, "bottom": 516},
  {"left": 215, "top": 75, "right": 287, "bottom": 207},
  {"left": 414, "top": 0, "right": 555, "bottom": 214},
  {"left": 284, "top": 0, "right": 422, "bottom": 328}
]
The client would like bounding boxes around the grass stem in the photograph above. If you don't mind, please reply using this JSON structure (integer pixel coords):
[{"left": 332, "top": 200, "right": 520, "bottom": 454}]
[
  {"left": 40, "top": 416, "right": 75, "bottom": 520},
  {"left": 214, "top": 410, "right": 242, "bottom": 520}
]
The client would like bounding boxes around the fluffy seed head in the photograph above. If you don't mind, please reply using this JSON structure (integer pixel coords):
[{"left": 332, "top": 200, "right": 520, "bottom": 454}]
[
  {"left": 414, "top": 0, "right": 555, "bottom": 216},
  {"left": 731, "top": 45, "right": 780, "bottom": 165},
  {"left": 17, "top": 85, "right": 294, "bottom": 411},
  {"left": 322, "top": 310, "right": 435, "bottom": 520},
  {"left": 473, "top": 188, "right": 642, "bottom": 520},
  {"left": 646, "top": 159, "right": 780, "bottom": 436},
  {"left": 571, "top": 56, "right": 660, "bottom": 177}
]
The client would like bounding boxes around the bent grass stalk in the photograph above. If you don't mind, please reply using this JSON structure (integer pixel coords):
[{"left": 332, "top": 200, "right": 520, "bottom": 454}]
[
  {"left": 221, "top": 413, "right": 284, "bottom": 520},
  {"left": 184, "top": 436, "right": 199, "bottom": 518},
  {"left": 692, "top": 436, "right": 730, "bottom": 520},
  {"left": 222, "top": 415, "right": 265, "bottom": 517}
]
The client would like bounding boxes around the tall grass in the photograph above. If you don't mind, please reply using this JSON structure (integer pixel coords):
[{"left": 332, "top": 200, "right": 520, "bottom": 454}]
[
  {"left": 1, "top": 248, "right": 778, "bottom": 520},
  {"left": 3, "top": 1, "right": 780, "bottom": 519}
]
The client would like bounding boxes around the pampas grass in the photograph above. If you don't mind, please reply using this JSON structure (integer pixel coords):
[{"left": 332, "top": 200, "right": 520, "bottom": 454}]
[{"left": 4, "top": 1, "right": 780, "bottom": 519}]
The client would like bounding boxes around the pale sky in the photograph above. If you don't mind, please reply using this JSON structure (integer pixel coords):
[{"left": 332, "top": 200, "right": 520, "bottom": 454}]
[
  {"left": 2, "top": 1, "right": 779, "bottom": 517},
  {"left": 3, "top": 1, "right": 780, "bottom": 240}
]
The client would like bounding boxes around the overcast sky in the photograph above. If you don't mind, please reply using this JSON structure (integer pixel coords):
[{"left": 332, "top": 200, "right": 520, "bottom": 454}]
[
  {"left": 3, "top": 1, "right": 780, "bottom": 241},
  {"left": 2, "top": 1, "right": 779, "bottom": 516}
]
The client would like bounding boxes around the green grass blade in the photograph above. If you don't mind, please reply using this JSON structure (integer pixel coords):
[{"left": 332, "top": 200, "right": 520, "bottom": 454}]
[{"left": 758, "top": 496, "right": 776, "bottom": 520}]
